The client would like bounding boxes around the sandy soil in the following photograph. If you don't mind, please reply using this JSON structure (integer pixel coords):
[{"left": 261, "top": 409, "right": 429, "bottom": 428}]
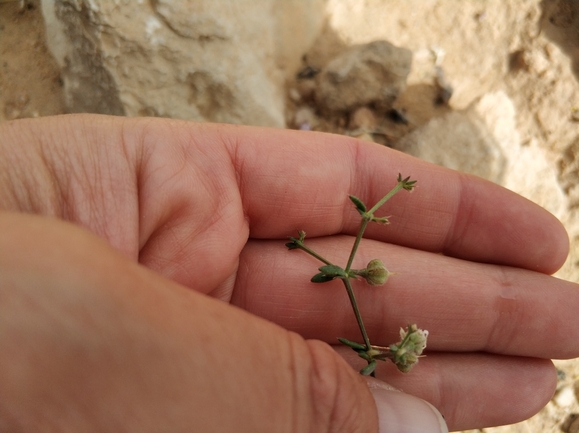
[{"left": 0, "top": 1, "right": 578, "bottom": 432}]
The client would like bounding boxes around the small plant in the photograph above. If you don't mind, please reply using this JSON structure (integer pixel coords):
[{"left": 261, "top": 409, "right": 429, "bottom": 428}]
[{"left": 286, "top": 174, "right": 428, "bottom": 376}]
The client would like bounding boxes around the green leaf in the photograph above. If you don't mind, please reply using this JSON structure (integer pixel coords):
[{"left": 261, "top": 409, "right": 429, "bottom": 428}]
[
  {"left": 349, "top": 195, "right": 367, "bottom": 213},
  {"left": 318, "top": 264, "right": 347, "bottom": 278},
  {"left": 360, "top": 360, "right": 377, "bottom": 376},
  {"left": 357, "top": 351, "right": 372, "bottom": 362},
  {"left": 338, "top": 338, "right": 367, "bottom": 351},
  {"left": 311, "top": 273, "right": 335, "bottom": 283},
  {"left": 285, "top": 240, "right": 299, "bottom": 249}
]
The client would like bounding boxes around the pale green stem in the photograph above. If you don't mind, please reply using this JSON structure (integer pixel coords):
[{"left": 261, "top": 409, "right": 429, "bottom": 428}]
[
  {"left": 292, "top": 241, "right": 333, "bottom": 266},
  {"left": 345, "top": 218, "right": 370, "bottom": 272},
  {"left": 367, "top": 182, "right": 405, "bottom": 214},
  {"left": 342, "top": 277, "right": 372, "bottom": 350},
  {"left": 345, "top": 181, "right": 405, "bottom": 272},
  {"left": 341, "top": 180, "right": 407, "bottom": 354},
  {"left": 292, "top": 178, "right": 411, "bottom": 371}
]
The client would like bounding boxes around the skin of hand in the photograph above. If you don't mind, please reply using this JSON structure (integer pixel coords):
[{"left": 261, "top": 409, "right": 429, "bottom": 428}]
[{"left": 0, "top": 114, "right": 577, "bottom": 432}]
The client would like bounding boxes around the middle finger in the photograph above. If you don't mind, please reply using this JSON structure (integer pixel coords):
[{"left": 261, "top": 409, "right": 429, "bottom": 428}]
[{"left": 232, "top": 236, "right": 579, "bottom": 359}]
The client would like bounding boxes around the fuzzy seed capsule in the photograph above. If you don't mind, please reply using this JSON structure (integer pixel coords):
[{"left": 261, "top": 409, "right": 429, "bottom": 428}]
[{"left": 363, "top": 259, "right": 390, "bottom": 286}]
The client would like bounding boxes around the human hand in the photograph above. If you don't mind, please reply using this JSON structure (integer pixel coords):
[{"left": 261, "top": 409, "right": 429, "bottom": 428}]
[{"left": 0, "top": 115, "right": 577, "bottom": 432}]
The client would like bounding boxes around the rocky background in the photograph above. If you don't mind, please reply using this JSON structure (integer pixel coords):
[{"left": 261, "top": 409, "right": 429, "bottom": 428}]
[{"left": 1, "top": 0, "right": 579, "bottom": 431}]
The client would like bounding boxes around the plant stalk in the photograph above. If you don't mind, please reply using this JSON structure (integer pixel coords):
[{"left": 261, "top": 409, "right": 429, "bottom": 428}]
[
  {"left": 291, "top": 241, "right": 333, "bottom": 266},
  {"left": 367, "top": 182, "right": 405, "bottom": 215},
  {"left": 342, "top": 277, "right": 372, "bottom": 350},
  {"left": 345, "top": 219, "right": 370, "bottom": 272}
]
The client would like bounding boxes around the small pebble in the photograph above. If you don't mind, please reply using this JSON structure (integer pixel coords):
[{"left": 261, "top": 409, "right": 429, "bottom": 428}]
[
  {"left": 555, "top": 386, "right": 576, "bottom": 407},
  {"left": 561, "top": 413, "right": 579, "bottom": 433},
  {"left": 349, "top": 106, "right": 377, "bottom": 130},
  {"left": 349, "top": 130, "right": 375, "bottom": 142},
  {"left": 294, "top": 106, "right": 317, "bottom": 130}
]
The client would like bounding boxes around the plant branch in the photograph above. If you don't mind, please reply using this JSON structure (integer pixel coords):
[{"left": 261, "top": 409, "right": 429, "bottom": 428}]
[
  {"left": 344, "top": 219, "right": 370, "bottom": 272},
  {"left": 285, "top": 175, "right": 423, "bottom": 376},
  {"left": 286, "top": 232, "right": 333, "bottom": 265},
  {"left": 341, "top": 277, "right": 371, "bottom": 350}
]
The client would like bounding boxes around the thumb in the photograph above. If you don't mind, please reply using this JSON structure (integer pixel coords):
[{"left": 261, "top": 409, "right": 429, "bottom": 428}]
[
  {"left": 295, "top": 340, "right": 448, "bottom": 433},
  {"left": 0, "top": 213, "right": 447, "bottom": 432},
  {"left": 365, "top": 378, "right": 448, "bottom": 433}
]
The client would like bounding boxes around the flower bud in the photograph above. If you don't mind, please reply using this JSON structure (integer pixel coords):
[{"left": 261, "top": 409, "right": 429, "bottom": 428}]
[
  {"left": 388, "top": 324, "right": 429, "bottom": 373},
  {"left": 362, "top": 259, "right": 390, "bottom": 286},
  {"left": 403, "top": 325, "right": 428, "bottom": 354}
]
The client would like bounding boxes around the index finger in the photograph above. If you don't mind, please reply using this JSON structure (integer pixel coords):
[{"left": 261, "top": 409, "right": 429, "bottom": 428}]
[{"left": 221, "top": 125, "right": 568, "bottom": 274}]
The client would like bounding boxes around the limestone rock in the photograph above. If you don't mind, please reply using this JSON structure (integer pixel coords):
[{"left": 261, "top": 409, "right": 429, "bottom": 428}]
[
  {"left": 540, "top": 0, "right": 579, "bottom": 80},
  {"left": 395, "top": 91, "right": 568, "bottom": 219},
  {"left": 40, "top": 0, "right": 326, "bottom": 126},
  {"left": 558, "top": 137, "right": 579, "bottom": 210},
  {"left": 555, "top": 385, "right": 577, "bottom": 407},
  {"left": 293, "top": 106, "right": 318, "bottom": 130},
  {"left": 348, "top": 106, "right": 377, "bottom": 130},
  {"left": 314, "top": 40, "right": 412, "bottom": 112},
  {"left": 393, "top": 107, "right": 508, "bottom": 184}
]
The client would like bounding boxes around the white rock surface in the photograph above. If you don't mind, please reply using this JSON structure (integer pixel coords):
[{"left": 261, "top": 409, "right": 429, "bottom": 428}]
[
  {"left": 394, "top": 110, "right": 508, "bottom": 183},
  {"left": 554, "top": 385, "right": 577, "bottom": 408},
  {"left": 41, "top": 0, "right": 326, "bottom": 126}
]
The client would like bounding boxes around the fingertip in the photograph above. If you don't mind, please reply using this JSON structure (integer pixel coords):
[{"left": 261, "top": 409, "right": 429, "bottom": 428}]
[
  {"left": 446, "top": 174, "right": 571, "bottom": 274},
  {"left": 511, "top": 197, "right": 570, "bottom": 275},
  {"left": 541, "top": 214, "right": 570, "bottom": 274}
]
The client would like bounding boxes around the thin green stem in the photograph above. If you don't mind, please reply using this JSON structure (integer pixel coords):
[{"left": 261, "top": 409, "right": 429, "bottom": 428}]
[
  {"left": 339, "top": 180, "right": 409, "bottom": 355},
  {"left": 345, "top": 180, "right": 406, "bottom": 272},
  {"left": 342, "top": 278, "right": 372, "bottom": 350},
  {"left": 367, "top": 182, "right": 405, "bottom": 215},
  {"left": 345, "top": 218, "right": 370, "bottom": 272},
  {"left": 291, "top": 241, "right": 333, "bottom": 266}
]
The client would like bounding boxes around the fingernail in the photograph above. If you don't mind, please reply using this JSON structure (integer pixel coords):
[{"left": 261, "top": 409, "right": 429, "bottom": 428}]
[{"left": 369, "top": 387, "right": 448, "bottom": 433}]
